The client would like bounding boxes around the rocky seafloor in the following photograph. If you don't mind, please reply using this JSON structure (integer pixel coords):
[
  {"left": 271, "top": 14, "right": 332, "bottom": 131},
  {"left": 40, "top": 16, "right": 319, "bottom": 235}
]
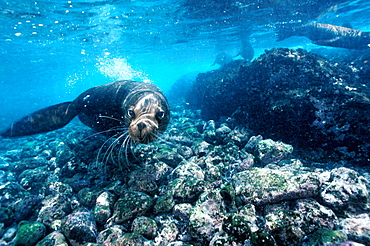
[
  {"left": 0, "top": 104, "right": 369, "bottom": 246},
  {"left": 1, "top": 47, "right": 370, "bottom": 246}
]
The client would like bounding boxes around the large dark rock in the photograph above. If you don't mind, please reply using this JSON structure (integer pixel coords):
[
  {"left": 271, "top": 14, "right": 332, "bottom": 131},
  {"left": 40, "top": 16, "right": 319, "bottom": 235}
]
[
  {"left": 61, "top": 207, "right": 98, "bottom": 244},
  {"left": 187, "top": 48, "right": 370, "bottom": 162}
]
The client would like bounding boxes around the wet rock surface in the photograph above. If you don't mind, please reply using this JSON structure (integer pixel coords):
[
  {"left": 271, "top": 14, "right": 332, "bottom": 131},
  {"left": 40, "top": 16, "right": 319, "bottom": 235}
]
[
  {"left": 232, "top": 167, "right": 321, "bottom": 205},
  {"left": 61, "top": 207, "right": 98, "bottom": 244},
  {"left": 187, "top": 48, "right": 370, "bottom": 163},
  {"left": 0, "top": 48, "right": 369, "bottom": 246}
]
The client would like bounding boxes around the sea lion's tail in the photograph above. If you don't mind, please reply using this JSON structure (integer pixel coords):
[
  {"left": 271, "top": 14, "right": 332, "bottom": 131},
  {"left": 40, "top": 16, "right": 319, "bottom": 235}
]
[{"left": 0, "top": 102, "right": 79, "bottom": 137}]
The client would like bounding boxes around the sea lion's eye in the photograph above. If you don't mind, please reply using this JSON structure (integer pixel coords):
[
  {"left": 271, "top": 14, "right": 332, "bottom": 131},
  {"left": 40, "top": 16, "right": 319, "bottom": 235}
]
[
  {"left": 156, "top": 111, "right": 165, "bottom": 120},
  {"left": 127, "top": 110, "right": 135, "bottom": 118}
]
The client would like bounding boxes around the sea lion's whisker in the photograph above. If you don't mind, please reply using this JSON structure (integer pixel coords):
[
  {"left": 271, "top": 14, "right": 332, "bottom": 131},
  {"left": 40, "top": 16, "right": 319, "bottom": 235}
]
[
  {"left": 96, "top": 133, "right": 119, "bottom": 166},
  {"left": 96, "top": 130, "right": 127, "bottom": 166},
  {"left": 102, "top": 132, "right": 129, "bottom": 165},
  {"left": 81, "top": 126, "right": 128, "bottom": 142},
  {"left": 123, "top": 135, "right": 133, "bottom": 171},
  {"left": 116, "top": 133, "right": 130, "bottom": 167}
]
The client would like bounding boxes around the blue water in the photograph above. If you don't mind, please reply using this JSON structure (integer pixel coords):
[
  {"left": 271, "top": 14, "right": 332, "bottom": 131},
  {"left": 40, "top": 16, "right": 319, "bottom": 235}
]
[{"left": 1, "top": 0, "right": 370, "bottom": 128}]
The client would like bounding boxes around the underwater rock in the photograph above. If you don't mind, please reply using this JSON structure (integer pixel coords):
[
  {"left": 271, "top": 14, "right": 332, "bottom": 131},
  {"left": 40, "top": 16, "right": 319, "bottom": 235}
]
[
  {"left": 116, "top": 232, "right": 152, "bottom": 245},
  {"left": 202, "top": 131, "right": 216, "bottom": 146},
  {"left": 98, "top": 228, "right": 151, "bottom": 245},
  {"left": 1, "top": 225, "right": 17, "bottom": 242},
  {"left": 255, "top": 139, "right": 293, "bottom": 165},
  {"left": 265, "top": 158, "right": 306, "bottom": 172},
  {"left": 16, "top": 156, "right": 48, "bottom": 171},
  {"left": 37, "top": 194, "right": 73, "bottom": 229},
  {"left": 340, "top": 213, "right": 370, "bottom": 245},
  {"left": 235, "top": 154, "right": 255, "bottom": 172},
  {"left": 293, "top": 198, "right": 338, "bottom": 229},
  {"left": 131, "top": 216, "right": 158, "bottom": 239},
  {"left": 172, "top": 203, "right": 193, "bottom": 222},
  {"left": 14, "top": 220, "right": 46, "bottom": 246},
  {"left": 202, "top": 121, "right": 233, "bottom": 146},
  {"left": 319, "top": 167, "right": 369, "bottom": 215},
  {"left": 55, "top": 142, "right": 73, "bottom": 167},
  {"left": 237, "top": 204, "right": 259, "bottom": 233},
  {"left": 167, "top": 177, "right": 211, "bottom": 203},
  {"left": 148, "top": 161, "right": 174, "bottom": 183},
  {"left": 127, "top": 162, "right": 172, "bottom": 195},
  {"left": 0, "top": 169, "right": 8, "bottom": 184},
  {"left": 232, "top": 168, "right": 321, "bottom": 205},
  {"left": 154, "top": 216, "right": 179, "bottom": 245},
  {"left": 215, "top": 124, "right": 232, "bottom": 144},
  {"left": 94, "top": 191, "right": 116, "bottom": 226},
  {"left": 18, "top": 166, "right": 49, "bottom": 191},
  {"left": 207, "top": 231, "right": 239, "bottom": 246},
  {"left": 96, "top": 225, "right": 125, "bottom": 245},
  {"left": 0, "top": 182, "right": 28, "bottom": 207},
  {"left": 264, "top": 199, "right": 338, "bottom": 245},
  {"left": 13, "top": 195, "right": 42, "bottom": 222},
  {"left": 35, "top": 231, "right": 68, "bottom": 246},
  {"left": 170, "top": 160, "right": 204, "bottom": 180},
  {"left": 203, "top": 120, "right": 216, "bottom": 132},
  {"left": 47, "top": 182, "right": 73, "bottom": 196},
  {"left": 251, "top": 229, "right": 277, "bottom": 246},
  {"left": 154, "top": 192, "right": 175, "bottom": 214},
  {"left": 108, "top": 191, "right": 153, "bottom": 224},
  {"left": 18, "top": 141, "right": 41, "bottom": 159},
  {"left": 77, "top": 187, "right": 101, "bottom": 209},
  {"left": 301, "top": 228, "right": 347, "bottom": 246},
  {"left": 0, "top": 207, "right": 13, "bottom": 226},
  {"left": 187, "top": 48, "right": 370, "bottom": 163},
  {"left": 61, "top": 207, "right": 98, "bottom": 244},
  {"left": 176, "top": 145, "right": 194, "bottom": 160},
  {"left": 152, "top": 149, "right": 184, "bottom": 168},
  {"left": 203, "top": 159, "right": 223, "bottom": 184},
  {"left": 167, "top": 242, "right": 193, "bottom": 246},
  {"left": 244, "top": 135, "right": 263, "bottom": 153},
  {"left": 220, "top": 185, "right": 237, "bottom": 213},
  {"left": 222, "top": 214, "right": 252, "bottom": 242},
  {"left": 193, "top": 140, "right": 213, "bottom": 157},
  {"left": 189, "top": 189, "right": 226, "bottom": 242}
]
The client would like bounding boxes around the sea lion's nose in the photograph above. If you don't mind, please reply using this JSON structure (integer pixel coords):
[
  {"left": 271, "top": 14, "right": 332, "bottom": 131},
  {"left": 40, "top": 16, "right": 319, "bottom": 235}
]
[{"left": 137, "top": 122, "right": 146, "bottom": 131}]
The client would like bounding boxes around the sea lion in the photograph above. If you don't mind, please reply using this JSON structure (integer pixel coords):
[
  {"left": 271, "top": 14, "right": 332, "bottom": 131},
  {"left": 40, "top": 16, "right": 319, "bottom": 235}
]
[
  {"left": 277, "top": 23, "right": 370, "bottom": 50},
  {"left": 236, "top": 39, "right": 254, "bottom": 62},
  {"left": 212, "top": 52, "right": 233, "bottom": 66},
  {"left": 0, "top": 80, "right": 170, "bottom": 144}
]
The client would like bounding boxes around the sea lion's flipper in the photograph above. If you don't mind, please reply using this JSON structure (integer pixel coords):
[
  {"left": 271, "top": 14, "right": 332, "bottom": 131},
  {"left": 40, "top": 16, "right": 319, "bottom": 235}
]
[
  {"left": 1, "top": 102, "right": 78, "bottom": 137},
  {"left": 313, "top": 37, "right": 341, "bottom": 46}
]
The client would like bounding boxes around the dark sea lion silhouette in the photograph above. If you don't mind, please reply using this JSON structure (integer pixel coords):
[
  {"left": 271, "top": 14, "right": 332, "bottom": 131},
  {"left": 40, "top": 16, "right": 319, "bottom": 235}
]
[
  {"left": 212, "top": 52, "right": 233, "bottom": 66},
  {"left": 236, "top": 39, "right": 254, "bottom": 62},
  {"left": 0, "top": 81, "right": 170, "bottom": 144},
  {"left": 277, "top": 23, "right": 370, "bottom": 49}
]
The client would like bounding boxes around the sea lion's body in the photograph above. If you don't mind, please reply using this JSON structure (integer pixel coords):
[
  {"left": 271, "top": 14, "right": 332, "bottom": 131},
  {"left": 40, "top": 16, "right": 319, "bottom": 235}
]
[
  {"left": 1, "top": 81, "right": 170, "bottom": 144},
  {"left": 277, "top": 23, "right": 370, "bottom": 49}
]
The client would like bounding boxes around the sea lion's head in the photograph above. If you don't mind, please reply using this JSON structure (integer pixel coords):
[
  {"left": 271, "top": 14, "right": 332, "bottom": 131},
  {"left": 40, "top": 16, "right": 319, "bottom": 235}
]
[{"left": 124, "top": 88, "right": 170, "bottom": 144}]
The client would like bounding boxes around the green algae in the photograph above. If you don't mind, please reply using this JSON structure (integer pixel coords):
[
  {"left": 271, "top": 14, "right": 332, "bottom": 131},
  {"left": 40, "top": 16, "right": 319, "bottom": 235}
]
[
  {"left": 14, "top": 221, "right": 46, "bottom": 246},
  {"left": 251, "top": 229, "right": 277, "bottom": 246},
  {"left": 302, "top": 228, "right": 347, "bottom": 246},
  {"left": 223, "top": 214, "right": 251, "bottom": 242}
]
